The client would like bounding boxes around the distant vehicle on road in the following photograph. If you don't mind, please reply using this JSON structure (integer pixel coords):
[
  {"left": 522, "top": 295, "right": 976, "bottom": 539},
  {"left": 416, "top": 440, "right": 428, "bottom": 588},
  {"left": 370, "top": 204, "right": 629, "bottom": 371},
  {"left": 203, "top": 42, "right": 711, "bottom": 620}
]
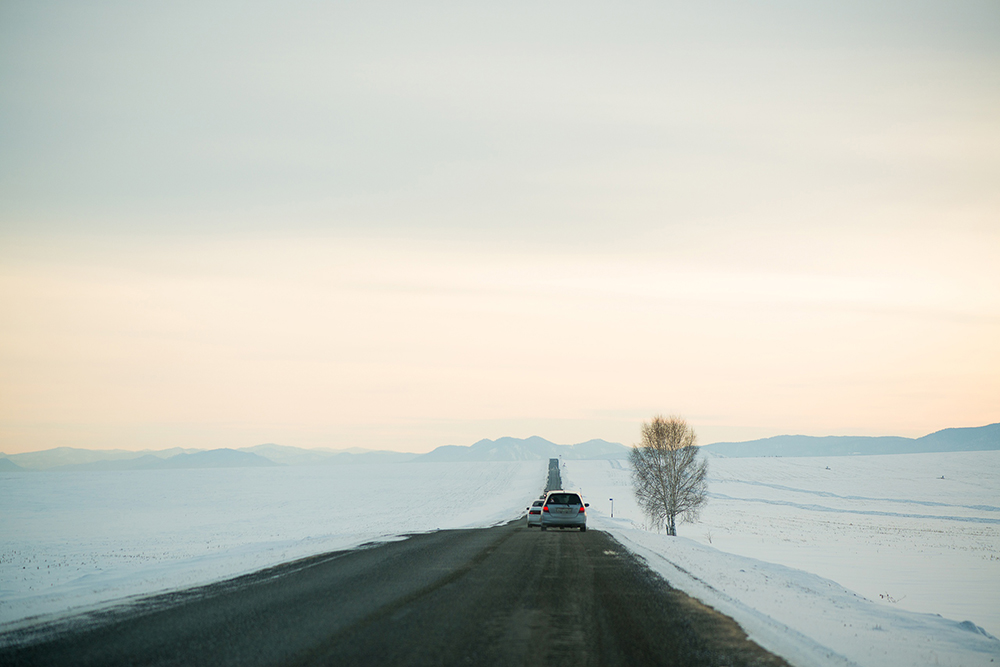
[
  {"left": 540, "top": 490, "right": 588, "bottom": 531},
  {"left": 526, "top": 500, "right": 544, "bottom": 527}
]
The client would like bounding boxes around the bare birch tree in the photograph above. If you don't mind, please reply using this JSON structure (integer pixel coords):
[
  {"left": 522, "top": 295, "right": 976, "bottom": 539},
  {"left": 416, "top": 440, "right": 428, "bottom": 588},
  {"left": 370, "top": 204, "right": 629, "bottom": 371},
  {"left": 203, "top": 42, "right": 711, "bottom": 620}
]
[{"left": 629, "top": 415, "right": 708, "bottom": 536}]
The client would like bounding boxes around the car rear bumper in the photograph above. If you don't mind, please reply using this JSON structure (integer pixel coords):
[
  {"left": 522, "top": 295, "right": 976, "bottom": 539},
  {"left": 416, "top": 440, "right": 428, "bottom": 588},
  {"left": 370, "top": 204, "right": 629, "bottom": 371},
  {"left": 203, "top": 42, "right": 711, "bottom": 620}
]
[{"left": 540, "top": 513, "right": 586, "bottom": 527}]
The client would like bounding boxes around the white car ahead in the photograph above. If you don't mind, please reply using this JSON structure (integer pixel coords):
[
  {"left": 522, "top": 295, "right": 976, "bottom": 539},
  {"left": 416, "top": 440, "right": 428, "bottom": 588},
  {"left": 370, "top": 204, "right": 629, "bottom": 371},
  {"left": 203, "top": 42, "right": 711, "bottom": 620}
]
[{"left": 540, "top": 490, "right": 588, "bottom": 531}]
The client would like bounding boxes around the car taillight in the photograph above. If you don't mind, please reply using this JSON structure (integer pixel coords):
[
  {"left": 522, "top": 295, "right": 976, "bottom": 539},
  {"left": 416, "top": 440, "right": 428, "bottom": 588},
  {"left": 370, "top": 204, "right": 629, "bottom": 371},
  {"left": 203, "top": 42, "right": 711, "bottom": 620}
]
[
  {"left": 579, "top": 506, "right": 585, "bottom": 512},
  {"left": 543, "top": 506, "right": 549, "bottom": 512}
]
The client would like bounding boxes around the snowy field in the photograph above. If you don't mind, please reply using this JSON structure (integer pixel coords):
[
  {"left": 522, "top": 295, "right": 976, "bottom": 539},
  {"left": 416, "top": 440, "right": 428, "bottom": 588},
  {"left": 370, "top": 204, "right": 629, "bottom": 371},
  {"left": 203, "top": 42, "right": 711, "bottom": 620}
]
[
  {"left": 564, "top": 451, "right": 1000, "bottom": 667},
  {"left": 0, "top": 460, "right": 547, "bottom": 631},
  {"left": 2, "top": 452, "right": 999, "bottom": 666}
]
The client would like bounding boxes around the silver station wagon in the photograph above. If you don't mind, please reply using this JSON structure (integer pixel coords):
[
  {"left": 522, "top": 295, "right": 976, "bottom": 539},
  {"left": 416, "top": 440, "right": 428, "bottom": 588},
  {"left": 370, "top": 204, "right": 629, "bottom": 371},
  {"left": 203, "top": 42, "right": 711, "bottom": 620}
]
[
  {"left": 526, "top": 499, "right": 544, "bottom": 527},
  {"left": 540, "top": 490, "right": 588, "bottom": 531}
]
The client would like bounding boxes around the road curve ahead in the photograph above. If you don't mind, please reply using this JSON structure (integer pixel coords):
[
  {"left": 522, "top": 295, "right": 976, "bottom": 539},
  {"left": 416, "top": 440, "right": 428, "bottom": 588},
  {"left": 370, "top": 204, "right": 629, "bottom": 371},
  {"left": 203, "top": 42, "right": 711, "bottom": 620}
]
[{"left": 3, "top": 523, "right": 789, "bottom": 667}]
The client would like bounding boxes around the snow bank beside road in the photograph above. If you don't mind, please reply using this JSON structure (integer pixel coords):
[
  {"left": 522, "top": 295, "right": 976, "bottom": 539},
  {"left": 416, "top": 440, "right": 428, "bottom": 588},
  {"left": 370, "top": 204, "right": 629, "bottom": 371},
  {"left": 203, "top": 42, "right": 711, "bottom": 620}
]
[
  {"left": 564, "top": 454, "right": 1000, "bottom": 667},
  {"left": 0, "top": 461, "right": 546, "bottom": 629},
  {"left": 605, "top": 524, "right": 998, "bottom": 667}
]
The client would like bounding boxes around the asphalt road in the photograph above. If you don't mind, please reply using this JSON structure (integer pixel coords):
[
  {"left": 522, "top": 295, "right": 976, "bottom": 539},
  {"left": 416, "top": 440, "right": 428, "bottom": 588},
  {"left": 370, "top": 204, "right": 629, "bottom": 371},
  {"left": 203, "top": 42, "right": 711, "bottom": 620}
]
[{"left": 2, "top": 521, "right": 789, "bottom": 667}]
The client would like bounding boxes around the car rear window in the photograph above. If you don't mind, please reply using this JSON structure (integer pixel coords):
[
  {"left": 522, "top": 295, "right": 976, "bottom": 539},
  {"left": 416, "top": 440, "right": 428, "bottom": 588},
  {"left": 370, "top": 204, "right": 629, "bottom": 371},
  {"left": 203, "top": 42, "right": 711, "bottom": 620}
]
[{"left": 547, "top": 493, "right": 581, "bottom": 505}]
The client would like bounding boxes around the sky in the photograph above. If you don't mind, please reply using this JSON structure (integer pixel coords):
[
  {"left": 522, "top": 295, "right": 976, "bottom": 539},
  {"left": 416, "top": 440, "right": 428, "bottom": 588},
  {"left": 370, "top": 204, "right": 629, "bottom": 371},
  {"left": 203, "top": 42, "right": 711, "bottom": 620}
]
[{"left": 1, "top": 1, "right": 998, "bottom": 455}]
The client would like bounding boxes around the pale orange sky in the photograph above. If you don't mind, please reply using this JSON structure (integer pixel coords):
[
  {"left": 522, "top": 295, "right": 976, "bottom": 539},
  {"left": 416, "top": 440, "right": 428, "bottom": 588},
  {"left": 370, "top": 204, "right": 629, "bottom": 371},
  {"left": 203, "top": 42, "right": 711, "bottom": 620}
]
[{"left": 1, "top": 2, "right": 998, "bottom": 454}]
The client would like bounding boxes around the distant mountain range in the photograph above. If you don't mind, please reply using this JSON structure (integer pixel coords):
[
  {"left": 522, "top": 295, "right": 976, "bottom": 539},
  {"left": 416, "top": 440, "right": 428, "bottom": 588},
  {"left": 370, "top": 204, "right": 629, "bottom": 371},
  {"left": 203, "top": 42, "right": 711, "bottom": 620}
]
[
  {"left": 0, "top": 448, "right": 282, "bottom": 472},
  {"left": 0, "top": 457, "right": 26, "bottom": 472},
  {"left": 242, "top": 443, "right": 418, "bottom": 466},
  {"left": 700, "top": 423, "right": 1000, "bottom": 458},
  {"left": 2, "top": 424, "right": 997, "bottom": 471},
  {"left": 0, "top": 436, "right": 629, "bottom": 471},
  {"left": 417, "top": 436, "right": 628, "bottom": 462}
]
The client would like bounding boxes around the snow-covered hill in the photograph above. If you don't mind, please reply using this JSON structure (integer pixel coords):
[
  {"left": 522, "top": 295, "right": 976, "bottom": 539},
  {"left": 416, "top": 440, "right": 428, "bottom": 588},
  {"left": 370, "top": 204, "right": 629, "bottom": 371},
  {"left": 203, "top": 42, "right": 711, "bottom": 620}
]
[{"left": 701, "top": 422, "right": 1000, "bottom": 457}]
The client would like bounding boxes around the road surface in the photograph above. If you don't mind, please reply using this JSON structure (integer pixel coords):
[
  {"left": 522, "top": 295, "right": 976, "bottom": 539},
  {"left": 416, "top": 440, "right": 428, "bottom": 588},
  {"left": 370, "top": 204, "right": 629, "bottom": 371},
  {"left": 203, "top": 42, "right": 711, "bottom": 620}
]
[{"left": 2, "top": 521, "right": 788, "bottom": 666}]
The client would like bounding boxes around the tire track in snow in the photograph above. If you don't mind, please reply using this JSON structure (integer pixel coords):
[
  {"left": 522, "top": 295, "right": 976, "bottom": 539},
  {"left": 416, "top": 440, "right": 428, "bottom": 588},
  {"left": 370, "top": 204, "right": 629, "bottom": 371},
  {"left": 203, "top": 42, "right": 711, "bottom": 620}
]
[
  {"left": 707, "top": 493, "right": 1000, "bottom": 525},
  {"left": 707, "top": 479, "right": 1000, "bottom": 513}
]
